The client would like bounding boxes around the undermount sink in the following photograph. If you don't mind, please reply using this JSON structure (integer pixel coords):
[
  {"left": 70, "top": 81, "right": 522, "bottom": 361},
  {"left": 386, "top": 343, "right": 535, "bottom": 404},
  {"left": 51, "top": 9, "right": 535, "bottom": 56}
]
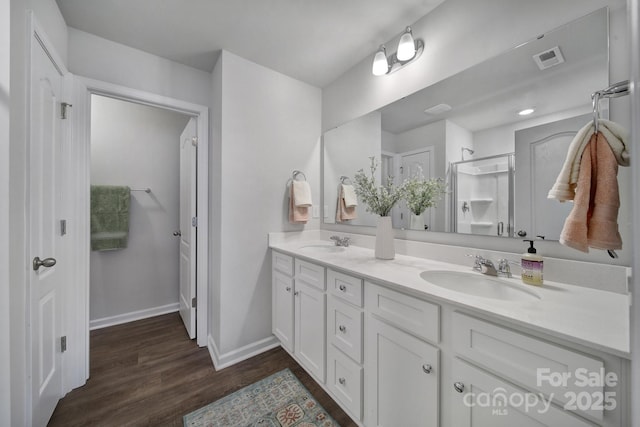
[
  {"left": 299, "top": 244, "right": 346, "bottom": 253},
  {"left": 419, "top": 270, "right": 541, "bottom": 302}
]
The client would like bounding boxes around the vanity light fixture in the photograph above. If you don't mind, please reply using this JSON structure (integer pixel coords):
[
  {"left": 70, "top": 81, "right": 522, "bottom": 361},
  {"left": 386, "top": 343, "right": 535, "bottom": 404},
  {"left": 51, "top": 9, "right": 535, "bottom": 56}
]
[
  {"left": 372, "top": 26, "right": 424, "bottom": 76},
  {"left": 518, "top": 108, "right": 535, "bottom": 116}
]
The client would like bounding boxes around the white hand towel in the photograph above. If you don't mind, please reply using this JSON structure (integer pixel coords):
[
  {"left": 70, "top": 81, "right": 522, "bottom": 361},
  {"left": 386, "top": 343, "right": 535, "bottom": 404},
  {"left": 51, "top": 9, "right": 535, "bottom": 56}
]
[
  {"left": 341, "top": 184, "right": 358, "bottom": 207},
  {"left": 292, "top": 180, "right": 312, "bottom": 207},
  {"left": 548, "top": 119, "right": 629, "bottom": 202}
]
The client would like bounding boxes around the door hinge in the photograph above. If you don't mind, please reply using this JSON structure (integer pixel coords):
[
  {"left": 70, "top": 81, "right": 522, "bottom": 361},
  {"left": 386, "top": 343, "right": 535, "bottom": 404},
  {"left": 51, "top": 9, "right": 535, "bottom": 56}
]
[
  {"left": 192, "top": 217, "right": 198, "bottom": 227},
  {"left": 60, "top": 219, "right": 67, "bottom": 236},
  {"left": 191, "top": 136, "right": 198, "bottom": 147},
  {"left": 61, "top": 102, "right": 72, "bottom": 119},
  {"left": 191, "top": 297, "right": 197, "bottom": 308},
  {"left": 61, "top": 336, "right": 67, "bottom": 353}
]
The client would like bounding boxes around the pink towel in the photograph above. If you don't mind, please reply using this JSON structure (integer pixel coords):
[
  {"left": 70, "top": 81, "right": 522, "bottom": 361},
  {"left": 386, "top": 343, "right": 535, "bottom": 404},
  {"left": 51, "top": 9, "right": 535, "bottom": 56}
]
[
  {"left": 289, "top": 184, "right": 309, "bottom": 224},
  {"left": 559, "top": 132, "right": 622, "bottom": 252}
]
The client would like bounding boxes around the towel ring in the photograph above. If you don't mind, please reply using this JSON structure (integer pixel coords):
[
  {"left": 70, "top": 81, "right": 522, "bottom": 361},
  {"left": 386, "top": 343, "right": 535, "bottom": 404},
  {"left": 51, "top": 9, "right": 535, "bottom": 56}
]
[
  {"left": 292, "top": 170, "right": 307, "bottom": 181},
  {"left": 340, "top": 176, "right": 352, "bottom": 184}
]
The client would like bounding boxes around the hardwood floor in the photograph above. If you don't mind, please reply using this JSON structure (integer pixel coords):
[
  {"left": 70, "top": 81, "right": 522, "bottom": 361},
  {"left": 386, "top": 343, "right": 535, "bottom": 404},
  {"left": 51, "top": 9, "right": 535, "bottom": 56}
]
[{"left": 48, "top": 313, "right": 357, "bottom": 427}]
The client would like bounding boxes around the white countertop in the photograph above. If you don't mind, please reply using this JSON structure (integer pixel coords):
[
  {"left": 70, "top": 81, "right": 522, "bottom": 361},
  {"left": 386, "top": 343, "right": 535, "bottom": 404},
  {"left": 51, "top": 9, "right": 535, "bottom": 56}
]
[{"left": 270, "top": 239, "right": 631, "bottom": 359}]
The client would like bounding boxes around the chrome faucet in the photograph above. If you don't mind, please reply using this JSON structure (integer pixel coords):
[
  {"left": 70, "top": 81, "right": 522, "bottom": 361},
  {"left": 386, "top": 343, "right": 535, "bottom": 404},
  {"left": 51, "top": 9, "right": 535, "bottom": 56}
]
[
  {"left": 496, "top": 258, "right": 521, "bottom": 278},
  {"left": 330, "top": 235, "right": 351, "bottom": 247},
  {"left": 467, "top": 254, "right": 497, "bottom": 276}
]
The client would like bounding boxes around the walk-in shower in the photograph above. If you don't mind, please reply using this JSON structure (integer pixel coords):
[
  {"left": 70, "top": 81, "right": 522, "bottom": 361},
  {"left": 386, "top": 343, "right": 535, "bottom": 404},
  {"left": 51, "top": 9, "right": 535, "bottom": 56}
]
[{"left": 449, "top": 153, "right": 514, "bottom": 237}]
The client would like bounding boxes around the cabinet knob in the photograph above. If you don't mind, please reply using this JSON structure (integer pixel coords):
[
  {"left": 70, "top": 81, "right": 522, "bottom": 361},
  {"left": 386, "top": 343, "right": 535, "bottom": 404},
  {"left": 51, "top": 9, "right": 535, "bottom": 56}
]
[
  {"left": 285, "top": 286, "right": 291, "bottom": 292},
  {"left": 453, "top": 382, "right": 465, "bottom": 393},
  {"left": 422, "top": 364, "right": 432, "bottom": 374},
  {"left": 338, "top": 325, "right": 346, "bottom": 333},
  {"left": 294, "top": 291, "right": 299, "bottom": 296},
  {"left": 339, "top": 284, "right": 347, "bottom": 292},
  {"left": 338, "top": 377, "right": 346, "bottom": 385}
]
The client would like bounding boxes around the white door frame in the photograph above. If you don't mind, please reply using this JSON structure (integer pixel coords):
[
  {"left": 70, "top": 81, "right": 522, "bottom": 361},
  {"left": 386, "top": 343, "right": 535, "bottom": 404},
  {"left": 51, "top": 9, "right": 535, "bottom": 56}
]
[{"left": 74, "top": 77, "right": 210, "bottom": 356}]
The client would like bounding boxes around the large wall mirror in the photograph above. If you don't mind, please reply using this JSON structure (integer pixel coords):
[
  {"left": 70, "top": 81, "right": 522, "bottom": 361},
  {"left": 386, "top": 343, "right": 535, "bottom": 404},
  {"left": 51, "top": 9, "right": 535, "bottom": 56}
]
[{"left": 323, "top": 7, "right": 610, "bottom": 241}]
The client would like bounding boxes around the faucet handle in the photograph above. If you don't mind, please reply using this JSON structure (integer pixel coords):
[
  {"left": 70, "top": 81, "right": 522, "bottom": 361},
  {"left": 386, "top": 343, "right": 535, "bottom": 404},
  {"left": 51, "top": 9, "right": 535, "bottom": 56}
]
[
  {"left": 466, "top": 254, "right": 483, "bottom": 271},
  {"left": 497, "top": 258, "right": 514, "bottom": 278}
]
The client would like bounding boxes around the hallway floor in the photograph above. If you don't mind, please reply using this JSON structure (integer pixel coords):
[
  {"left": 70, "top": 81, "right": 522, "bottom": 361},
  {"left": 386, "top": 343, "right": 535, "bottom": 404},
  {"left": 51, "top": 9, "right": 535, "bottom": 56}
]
[{"left": 48, "top": 312, "right": 356, "bottom": 426}]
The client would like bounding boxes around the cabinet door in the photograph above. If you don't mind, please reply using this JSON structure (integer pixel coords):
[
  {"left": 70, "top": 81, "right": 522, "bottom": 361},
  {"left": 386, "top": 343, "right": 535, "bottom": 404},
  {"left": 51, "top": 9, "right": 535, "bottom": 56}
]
[
  {"left": 272, "top": 270, "right": 294, "bottom": 352},
  {"left": 451, "top": 358, "right": 593, "bottom": 427},
  {"left": 295, "top": 280, "right": 326, "bottom": 382},
  {"left": 365, "top": 316, "right": 439, "bottom": 427}
]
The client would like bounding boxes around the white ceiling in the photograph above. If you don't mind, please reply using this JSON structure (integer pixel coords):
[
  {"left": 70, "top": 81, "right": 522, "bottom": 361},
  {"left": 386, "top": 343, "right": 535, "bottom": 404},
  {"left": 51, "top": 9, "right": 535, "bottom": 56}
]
[{"left": 55, "top": 0, "right": 446, "bottom": 88}]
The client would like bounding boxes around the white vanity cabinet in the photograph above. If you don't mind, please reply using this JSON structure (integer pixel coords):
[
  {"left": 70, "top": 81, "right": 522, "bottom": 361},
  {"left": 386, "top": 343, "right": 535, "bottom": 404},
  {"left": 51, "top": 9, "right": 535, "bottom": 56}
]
[
  {"left": 272, "top": 252, "right": 295, "bottom": 352},
  {"left": 364, "top": 282, "right": 440, "bottom": 427},
  {"left": 270, "top": 246, "right": 628, "bottom": 427},
  {"left": 271, "top": 252, "right": 327, "bottom": 383},
  {"left": 326, "top": 269, "right": 365, "bottom": 421}
]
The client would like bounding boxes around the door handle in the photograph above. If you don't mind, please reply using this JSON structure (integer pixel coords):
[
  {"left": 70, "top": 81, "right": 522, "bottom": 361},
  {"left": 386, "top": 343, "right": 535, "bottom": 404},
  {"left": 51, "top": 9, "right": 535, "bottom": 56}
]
[
  {"left": 33, "top": 257, "right": 56, "bottom": 271},
  {"left": 173, "top": 230, "right": 182, "bottom": 236}
]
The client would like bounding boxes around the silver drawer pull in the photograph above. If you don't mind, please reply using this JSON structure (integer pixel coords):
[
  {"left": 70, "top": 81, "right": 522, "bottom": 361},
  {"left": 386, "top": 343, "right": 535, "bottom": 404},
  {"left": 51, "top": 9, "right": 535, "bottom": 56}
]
[
  {"left": 338, "top": 325, "right": 346, "bottom": 333},
  {"left": 339, "top": 284, "right": 347, "bottom": 292},
  {"left": 338, "top": 377, "right": 346, "bottom": 385},
  {"left": 422, "top": 364, "right": 432, "bottom": 374},
  {"left": 454, "top": 382, "right": 465, "bottom": 393}
]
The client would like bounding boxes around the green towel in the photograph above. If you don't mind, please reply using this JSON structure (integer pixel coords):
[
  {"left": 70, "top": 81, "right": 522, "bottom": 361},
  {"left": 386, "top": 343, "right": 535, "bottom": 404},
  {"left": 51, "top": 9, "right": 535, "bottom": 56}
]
[{"left": 90, "top": 185, "right": 131, "bottom": 251}]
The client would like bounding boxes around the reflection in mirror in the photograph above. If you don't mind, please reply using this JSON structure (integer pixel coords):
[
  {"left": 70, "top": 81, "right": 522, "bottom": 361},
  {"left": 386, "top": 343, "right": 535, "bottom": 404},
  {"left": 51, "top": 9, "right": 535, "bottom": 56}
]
[
  {"left": 450, "top": 153, "right": 514, "bottom": 236},
  {"left": 322, "top": 7, "right": 610, "bottom": 241}
]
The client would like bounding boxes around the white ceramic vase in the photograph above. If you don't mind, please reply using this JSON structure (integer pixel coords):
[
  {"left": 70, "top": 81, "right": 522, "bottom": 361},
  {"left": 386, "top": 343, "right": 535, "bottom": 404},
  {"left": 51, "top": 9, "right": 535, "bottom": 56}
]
[
  {"left": 375, "top": 216, "right": 395, "bottom": 260},
  {"left": 409, "top": 213, "right": 425, "bottom": 231}
]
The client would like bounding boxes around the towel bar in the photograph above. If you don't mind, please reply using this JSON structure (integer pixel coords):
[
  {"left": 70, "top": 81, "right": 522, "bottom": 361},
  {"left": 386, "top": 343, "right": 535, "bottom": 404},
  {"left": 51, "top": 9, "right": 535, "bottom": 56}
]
[{"left": 131, "top": 188, "right": 151, "bottom": 193}]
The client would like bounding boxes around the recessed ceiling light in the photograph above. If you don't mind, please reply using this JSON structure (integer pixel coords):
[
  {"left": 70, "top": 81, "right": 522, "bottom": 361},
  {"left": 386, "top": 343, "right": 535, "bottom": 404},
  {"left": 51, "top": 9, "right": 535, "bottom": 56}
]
[{"left": 518, "top": 108, "right": 535, "bottom": 116}]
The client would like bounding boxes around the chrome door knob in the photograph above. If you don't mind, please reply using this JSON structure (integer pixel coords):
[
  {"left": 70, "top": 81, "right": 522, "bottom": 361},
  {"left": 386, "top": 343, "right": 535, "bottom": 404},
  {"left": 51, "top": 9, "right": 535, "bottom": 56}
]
[
  {"left": 173, "top": 230, "right": 182, "bottom": 236},
  {"left": 453, "top": 382, "right": 465, "bottom": 393},
  {"left": 33, "top": 256, "right": 56, "bottom": 271},
  {"left": 338, "top": 325, "right": 346, "bottom": 333},
  {"left": 422, "top": 364, "right": 432, "bottom": 374}
]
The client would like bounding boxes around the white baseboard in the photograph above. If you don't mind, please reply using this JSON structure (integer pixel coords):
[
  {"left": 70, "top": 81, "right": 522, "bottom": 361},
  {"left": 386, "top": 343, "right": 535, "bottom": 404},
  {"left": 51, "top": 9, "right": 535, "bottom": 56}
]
[
  {"left": 89, "top": 302, "right": 180, "bottom": 330},
  {"left": 208, "top": 334, "right": 280, "bottom": 370}
]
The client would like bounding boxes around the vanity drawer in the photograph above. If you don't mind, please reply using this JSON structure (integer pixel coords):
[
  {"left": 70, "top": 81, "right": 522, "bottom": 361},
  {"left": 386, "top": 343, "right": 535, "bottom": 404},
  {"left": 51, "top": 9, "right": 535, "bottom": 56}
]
[
  {"left": 294, "top": 258, "right": 325, "bottom": 290},
  {"left": 452, "top": 312, "right": 605, "bottom": 421},
  {"left": 328, "top": 296, "right": 363, "bottom": 363},
  {"left": 272, "top": 251, "right": 293, "bottom": 276},
  {"left": 366, "top": 282, "right": 440, "bottom": 344},
  {"left": 327, "top": 269, "right": 363, "bottom": 307},
  {"left": 327, "top": 344, "right": 363, "bottom": 420}
]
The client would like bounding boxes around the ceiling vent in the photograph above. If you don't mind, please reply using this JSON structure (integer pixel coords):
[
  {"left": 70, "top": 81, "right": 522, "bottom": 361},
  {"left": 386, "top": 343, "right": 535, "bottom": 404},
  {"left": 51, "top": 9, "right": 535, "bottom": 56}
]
[
  {"left": 424, "top": 103, "right": 452, "bottom": 115},
  {"left": 533, "top": 46, "right": 565, "bottom": 70}
]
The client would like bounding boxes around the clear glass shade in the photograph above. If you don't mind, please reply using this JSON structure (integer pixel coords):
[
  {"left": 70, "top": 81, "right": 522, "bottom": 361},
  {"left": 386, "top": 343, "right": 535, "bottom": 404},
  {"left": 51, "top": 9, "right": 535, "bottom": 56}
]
[
  {"left": 372, "top": 48, "right": 389, "bottom": 76},
  {"left": 397, "top": 28, "right": 416, "bottom": 61}
]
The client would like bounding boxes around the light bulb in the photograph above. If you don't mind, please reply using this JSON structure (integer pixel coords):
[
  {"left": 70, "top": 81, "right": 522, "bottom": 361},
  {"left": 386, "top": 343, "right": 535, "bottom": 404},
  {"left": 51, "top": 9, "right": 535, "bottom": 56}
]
[
  {"left": 397, "top": 27, "right": 416, "bottom": 61},
  {"left": 518, "top": 108, "right": 535, "bottom": 116},
  {"left": 372, "top": 45, "right": 389, "bottom": 76}
]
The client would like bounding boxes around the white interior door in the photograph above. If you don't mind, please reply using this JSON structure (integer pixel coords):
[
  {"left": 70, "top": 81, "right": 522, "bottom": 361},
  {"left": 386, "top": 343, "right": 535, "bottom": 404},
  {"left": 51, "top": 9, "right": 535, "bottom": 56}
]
[
  {"left": 399, "top": 148, "right": 434, "bottom": 230},
  {"left": 179, "top": 118, "right": 197, "bottom": 338},
  {"left": 29, "top": 31, "right": 65, "bottom": 427},
  {"left": 514, "top": 114, "right": 590, "bottom": 240}
]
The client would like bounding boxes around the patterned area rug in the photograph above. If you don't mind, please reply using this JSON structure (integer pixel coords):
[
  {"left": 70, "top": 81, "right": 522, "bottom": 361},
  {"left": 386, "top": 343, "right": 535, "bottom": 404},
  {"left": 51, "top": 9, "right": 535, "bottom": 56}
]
[{"left": 183, "top": 369, "right": 340, "bottom": 427}]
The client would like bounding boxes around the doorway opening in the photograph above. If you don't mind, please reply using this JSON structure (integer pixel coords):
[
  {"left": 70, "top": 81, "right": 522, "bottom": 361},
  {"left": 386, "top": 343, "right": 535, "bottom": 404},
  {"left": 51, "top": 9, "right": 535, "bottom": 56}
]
[{"left": 89, "top": 95, "right": 196, "bottom": 337}]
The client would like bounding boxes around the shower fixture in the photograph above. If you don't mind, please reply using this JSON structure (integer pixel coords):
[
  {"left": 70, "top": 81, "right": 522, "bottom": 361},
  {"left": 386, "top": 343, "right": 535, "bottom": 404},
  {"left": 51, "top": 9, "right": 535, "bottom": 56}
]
[{"left": 461, "top": 147, "right": 474, "bottom": 160}]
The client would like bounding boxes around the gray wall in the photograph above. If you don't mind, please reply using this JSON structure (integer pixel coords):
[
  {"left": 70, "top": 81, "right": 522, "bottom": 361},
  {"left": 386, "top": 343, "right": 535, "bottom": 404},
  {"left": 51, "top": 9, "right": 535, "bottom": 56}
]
[
  {"left": 89, "top": 95, "right": 190, "bottom": 324},
  {"left": 210, "top": 50, "right": 321, "bottom": 361},
  {"left": 1, "top": 0, "right": 10, "bottom": 422}
]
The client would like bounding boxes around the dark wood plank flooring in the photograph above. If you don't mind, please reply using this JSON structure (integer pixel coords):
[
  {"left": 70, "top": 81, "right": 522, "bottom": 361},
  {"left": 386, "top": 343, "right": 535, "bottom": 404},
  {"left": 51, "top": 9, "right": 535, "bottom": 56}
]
[{"left": 48, "top": 312, "right": 357, "bottom": 427}]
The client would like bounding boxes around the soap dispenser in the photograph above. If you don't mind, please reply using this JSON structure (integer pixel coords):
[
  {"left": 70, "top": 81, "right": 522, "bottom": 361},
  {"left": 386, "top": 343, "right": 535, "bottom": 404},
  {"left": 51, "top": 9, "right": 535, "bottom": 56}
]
[{"left": 521, "top": 240, "right": 543, "bottom": 286}]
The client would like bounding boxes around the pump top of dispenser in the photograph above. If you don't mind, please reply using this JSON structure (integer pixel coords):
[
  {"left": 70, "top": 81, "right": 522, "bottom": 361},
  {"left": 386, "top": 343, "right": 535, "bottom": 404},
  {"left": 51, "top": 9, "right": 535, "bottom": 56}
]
[{"left": 523, "top": 240, "right": 537, "bottom": 254}]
